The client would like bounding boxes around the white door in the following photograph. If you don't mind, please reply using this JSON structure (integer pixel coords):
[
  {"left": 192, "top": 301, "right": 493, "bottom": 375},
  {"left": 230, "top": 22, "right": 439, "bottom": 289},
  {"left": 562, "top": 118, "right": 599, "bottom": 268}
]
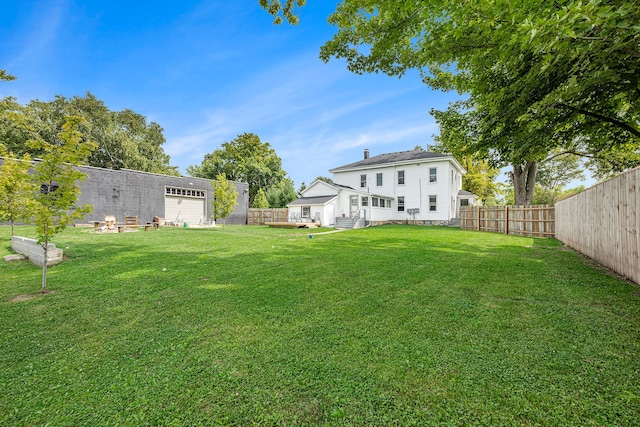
[
  {"left": 165, "top": 196, "right": 205, "bottom": 225},
  {"left": 350, "top": 195, "right": 359, "bottom": 217}
]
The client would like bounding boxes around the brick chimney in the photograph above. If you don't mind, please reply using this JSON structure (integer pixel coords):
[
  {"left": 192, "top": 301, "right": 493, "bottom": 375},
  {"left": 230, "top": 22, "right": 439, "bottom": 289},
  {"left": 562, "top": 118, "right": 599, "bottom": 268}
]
[{"left": 364, "top": 148, "right": 370, "bottom": 159}]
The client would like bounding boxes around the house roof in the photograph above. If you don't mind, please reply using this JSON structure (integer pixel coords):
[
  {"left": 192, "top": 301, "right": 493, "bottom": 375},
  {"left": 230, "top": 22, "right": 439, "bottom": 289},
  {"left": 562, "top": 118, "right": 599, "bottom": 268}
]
[
  {"left": 329, "top": 149, "right": 451, "bottom": 172},
  {"left": 289, "top": 195, "right": 337, "bottom": 206},
  {"left": 458, "top": 189, "right": 477, "bottom": 196}
]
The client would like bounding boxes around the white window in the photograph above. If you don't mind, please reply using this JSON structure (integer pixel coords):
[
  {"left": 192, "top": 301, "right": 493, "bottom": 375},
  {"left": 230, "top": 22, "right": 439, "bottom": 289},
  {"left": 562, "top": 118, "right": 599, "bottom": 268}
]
[
  {"left": 302, "top": 206, "right": 311, "bottom": 218},
  {"left": 360, "top": 174, "right": 366, "bottom": 188},
  {"left": 429, "top": 168, "right": 437, "bottom": 183},
  {"left": 397, "top": 170, "right": 405, "bottom": 185},
  {"left": 372, "top": 197, "right": 379, "bottom": 207},
  {"left": 376, "top": 173, "right": 383, "bottom": 186},
  {"left": 362, "top": 196, "right": 369, "bottom": 207},
  {"left": 397, "top": 196, "right": 405, "bottom": 212},
  {"left": 165, "top": 187, "right": 205, "bottom": 198},
  {"left": 429, "top": 195, "right": 437, "bottom": 211},
  {"left": 380, "top": 199, "right": 386, "bottom": 208}
]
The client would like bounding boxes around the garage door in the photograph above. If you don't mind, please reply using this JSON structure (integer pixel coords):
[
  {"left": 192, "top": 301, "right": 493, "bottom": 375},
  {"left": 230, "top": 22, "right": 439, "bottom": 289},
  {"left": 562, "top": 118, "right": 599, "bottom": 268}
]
[{"left": 165, "top": 195, "right": 205, "bottom": 226}]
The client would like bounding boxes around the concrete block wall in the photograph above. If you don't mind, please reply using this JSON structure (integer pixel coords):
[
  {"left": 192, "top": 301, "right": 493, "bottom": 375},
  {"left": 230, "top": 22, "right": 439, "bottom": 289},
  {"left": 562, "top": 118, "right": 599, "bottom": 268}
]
[
  {"left": 11, "top": 236, "right": 64, "bottom": 267},
  {"left": 0, "top": 159, "right": 250, "bottom": 225},
  {"left": 76, "top": 166, "right": 250, "bottom": 225}
]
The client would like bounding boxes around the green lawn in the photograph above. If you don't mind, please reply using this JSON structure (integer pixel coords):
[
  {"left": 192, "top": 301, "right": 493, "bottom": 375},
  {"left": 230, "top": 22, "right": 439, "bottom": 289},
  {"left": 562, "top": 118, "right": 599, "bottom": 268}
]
[{"left": 1, "top": 225, "right": 639, "bottom": 426}]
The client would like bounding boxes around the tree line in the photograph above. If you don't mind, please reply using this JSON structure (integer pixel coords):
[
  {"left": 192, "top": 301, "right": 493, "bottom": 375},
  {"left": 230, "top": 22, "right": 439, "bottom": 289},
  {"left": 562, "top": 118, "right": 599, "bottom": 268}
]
[
  {"left": 1, "top": 91, "right": 178, "bottom": 176},
  {"left": 1, "top": 74, "right": 299, "bottom": 209}
]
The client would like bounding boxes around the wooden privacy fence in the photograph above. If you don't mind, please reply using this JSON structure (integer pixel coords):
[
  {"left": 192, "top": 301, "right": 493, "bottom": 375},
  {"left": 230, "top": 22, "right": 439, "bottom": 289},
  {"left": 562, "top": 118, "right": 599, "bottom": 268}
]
[
  {"left": 555, "top": 166, "right": 639, "bottom": 285},
  {"left": 248, "top": 208, "right": 289, "bottom": 225},
  {"left": 460, "top": 205, "right": 555, "bottom": 237}
]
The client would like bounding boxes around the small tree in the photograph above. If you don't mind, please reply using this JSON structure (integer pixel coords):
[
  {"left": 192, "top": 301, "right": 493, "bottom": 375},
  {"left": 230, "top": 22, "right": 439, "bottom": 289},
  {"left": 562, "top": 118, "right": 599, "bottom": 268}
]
[
  {"left": 0, "top": 148, "right": 37, "bottom": 236},
  {"left": 212, "top": 173, "right": 238, "bottom": 228},
  {"left": 265, "top": 177, "right": 297, "bottom": 208},
  {"left": 252, "top": 188, "right": 269, "bottom": 208},
  {"left": 30, "top": 116, "right": 96, "bottom": 293}
]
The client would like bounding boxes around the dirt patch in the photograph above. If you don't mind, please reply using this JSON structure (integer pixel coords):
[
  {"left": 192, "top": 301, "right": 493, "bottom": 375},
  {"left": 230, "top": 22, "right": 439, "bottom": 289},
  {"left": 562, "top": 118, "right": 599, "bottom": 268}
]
[{"left": 9, "top": 290, "right": 55, "bottom": 302}]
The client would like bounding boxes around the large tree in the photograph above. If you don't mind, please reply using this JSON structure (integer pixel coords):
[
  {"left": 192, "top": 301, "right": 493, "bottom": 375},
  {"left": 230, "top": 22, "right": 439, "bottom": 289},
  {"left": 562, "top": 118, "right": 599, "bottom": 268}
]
[
  {"left": 268, "top": 1, "right": 639, "bottom": 204},
  {"left": 0, "top": 92, "right": 178, "bottom": 176},
  {"left": 187, "top": 133, "right": 287, "bottom": 206}
]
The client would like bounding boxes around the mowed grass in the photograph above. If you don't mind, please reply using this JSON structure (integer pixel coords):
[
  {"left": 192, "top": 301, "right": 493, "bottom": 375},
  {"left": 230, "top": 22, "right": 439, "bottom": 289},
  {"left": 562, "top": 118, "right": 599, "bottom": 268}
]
[{"left": 1, "top": 225, "right": 639, "bottom": 426}]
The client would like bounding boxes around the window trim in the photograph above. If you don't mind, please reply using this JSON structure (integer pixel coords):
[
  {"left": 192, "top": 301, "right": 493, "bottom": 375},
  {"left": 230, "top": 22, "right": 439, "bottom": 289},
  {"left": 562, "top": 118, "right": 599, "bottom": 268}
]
[
  {"left": 376, "top": 173, "right": 383, "bottom": 186},
  {"left": 360, "top": 174, "right": 367, "bottom": 188},
  {"left": 397, "top": 170, "right": 405, "bottom": 185},
  {"left": 397, "top": 196, "right": 405, "bottom": 212}
]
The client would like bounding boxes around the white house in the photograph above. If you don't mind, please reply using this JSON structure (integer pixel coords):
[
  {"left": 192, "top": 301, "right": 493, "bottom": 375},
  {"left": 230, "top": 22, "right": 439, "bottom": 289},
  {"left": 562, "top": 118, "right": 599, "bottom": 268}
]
[{"left": 288, "top": 148, "right": 477, "bottom": 227}]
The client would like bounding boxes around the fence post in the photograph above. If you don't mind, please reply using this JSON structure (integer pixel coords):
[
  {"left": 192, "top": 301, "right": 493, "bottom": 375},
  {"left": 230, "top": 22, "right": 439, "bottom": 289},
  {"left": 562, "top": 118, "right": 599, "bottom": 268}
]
[
  {"left": 505, "top": 205, "right": 509, "bottom": 235},
  {"left": 477, "top": 206, "right": 481, "bottom": 231}
]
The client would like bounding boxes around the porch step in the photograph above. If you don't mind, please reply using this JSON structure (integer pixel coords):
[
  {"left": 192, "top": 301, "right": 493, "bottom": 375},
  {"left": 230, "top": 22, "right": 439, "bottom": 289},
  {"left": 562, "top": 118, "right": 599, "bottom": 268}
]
[{"left": 335, "top": 217, "right": 356, "bottom": 229}]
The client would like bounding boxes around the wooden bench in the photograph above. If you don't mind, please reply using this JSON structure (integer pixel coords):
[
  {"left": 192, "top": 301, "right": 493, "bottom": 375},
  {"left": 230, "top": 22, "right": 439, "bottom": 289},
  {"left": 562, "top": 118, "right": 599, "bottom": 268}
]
[
  {"left": 125, "top": 216, "right": 139, "bottom": 227},
  {"left": 118, "top": 221, "right": 157, "bottom": 232}
]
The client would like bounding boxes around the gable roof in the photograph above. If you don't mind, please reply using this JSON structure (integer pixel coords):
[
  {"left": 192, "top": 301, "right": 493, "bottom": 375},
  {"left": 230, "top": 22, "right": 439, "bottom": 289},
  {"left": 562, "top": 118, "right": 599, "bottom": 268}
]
[{"left": 329, "top": 149, "right": 452, "bottom": 172}]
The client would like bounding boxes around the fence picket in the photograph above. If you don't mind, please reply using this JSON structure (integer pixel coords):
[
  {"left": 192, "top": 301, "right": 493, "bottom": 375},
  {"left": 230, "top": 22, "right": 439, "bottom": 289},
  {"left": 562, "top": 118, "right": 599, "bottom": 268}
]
[
  {"left": 555, "top": 166, "right": 639, "bottom": 285},
  {"left": 460, "top": 205, "right": 554, "bottom": 238},
  {"left": 248, "top": 208, "right": 289, "bottom": 225}
]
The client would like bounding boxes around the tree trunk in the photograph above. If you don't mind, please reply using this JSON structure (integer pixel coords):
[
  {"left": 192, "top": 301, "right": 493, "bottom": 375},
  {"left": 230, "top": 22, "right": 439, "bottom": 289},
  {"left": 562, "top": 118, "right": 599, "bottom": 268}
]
[
  {"left": 41, "top": 242, "right": 48, "bottom": 293},
  {"left": 512, "top": 161, "right": 538, "bottom": 205}
]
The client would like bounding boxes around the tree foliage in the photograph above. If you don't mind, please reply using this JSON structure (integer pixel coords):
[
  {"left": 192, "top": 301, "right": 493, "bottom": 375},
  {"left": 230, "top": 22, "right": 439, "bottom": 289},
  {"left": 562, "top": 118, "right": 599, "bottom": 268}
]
[
  {"left": 212, "top": 173, "right": 238, "bottom": 227},
  {"left": 187, "top": 133, "right": 287, "bottom": 206},
  {"left": 259, "top": 0, "right": 306, "bottom": 25},
  {"left": 0, "top": 92, "right": 178, "bottom": 176},
  {"left": 265, "top": 177, "right": 297, "bottom": 208},
  {"left": 252, "top": 188, "right": 269, "bottom": 208},
  {"left": 536, "top": 150, "right": 585, "bottom": 191},
  {"left": 0, "top": 70, "right": 16, "bottom": 82},
  {"left": 316, "top": 0, "right": 639, "bottom": 204},
  {"left": 0, "top": 149, "right": 38, "bottom": 236},
  {"left": 30, "top": 116, "right": 96, "bottom": 292}
]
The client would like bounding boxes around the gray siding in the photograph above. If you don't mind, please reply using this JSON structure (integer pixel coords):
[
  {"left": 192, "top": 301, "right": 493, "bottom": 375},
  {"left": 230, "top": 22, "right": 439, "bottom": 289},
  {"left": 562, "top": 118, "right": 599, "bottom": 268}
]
[
  {"left": 76, "top": 166, "right": 249, "bottom": 225},
  {"left": 0, "top": 159, "right": 249, "bottom": 225}
]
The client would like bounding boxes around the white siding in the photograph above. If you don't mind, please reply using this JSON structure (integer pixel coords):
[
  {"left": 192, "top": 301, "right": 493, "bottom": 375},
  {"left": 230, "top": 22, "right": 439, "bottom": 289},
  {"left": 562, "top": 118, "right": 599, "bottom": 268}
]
[
  {"left": 332, "top": 159, "right": 459, "bottom": 222},
  {"left": 303, "top": 181, "right": 338, "bottom": 197}
]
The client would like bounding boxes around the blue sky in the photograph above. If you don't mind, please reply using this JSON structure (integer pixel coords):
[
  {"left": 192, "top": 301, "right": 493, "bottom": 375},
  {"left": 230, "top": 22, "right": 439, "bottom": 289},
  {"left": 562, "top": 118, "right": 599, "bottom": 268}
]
[{"left": 3, "top": 1, "right": 481, "bottom": 188}]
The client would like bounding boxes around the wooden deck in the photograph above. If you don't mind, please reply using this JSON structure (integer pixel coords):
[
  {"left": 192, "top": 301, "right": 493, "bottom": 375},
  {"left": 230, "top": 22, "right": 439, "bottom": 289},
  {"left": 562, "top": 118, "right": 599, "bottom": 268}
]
[{"left": 265, "top": 222, "right": 320, "bottom": 229}]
